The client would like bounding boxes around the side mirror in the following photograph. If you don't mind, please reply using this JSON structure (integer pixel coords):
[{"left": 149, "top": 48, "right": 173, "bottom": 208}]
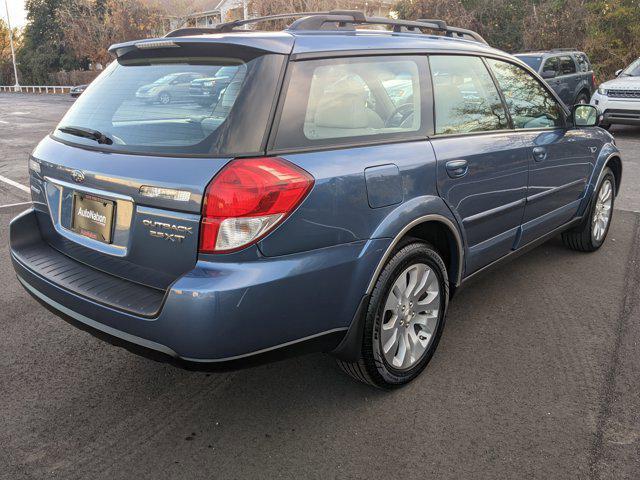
[
  {"left": 615, "top": 69, "right": 623, "bottom": 77},
  {"left": 542, "top": 70, "right": 556, "bottom": 79},
  {"left": 573, "top": 104, "right": 598, "bottom": 127}
]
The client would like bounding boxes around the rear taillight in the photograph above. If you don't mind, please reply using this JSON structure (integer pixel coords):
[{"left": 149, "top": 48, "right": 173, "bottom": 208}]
[
  {"left": 199, "top": 157, "right": 314, "bottom": 253},
  {"left": 592, "top": 73, "right": 597, "bottom": 86}
]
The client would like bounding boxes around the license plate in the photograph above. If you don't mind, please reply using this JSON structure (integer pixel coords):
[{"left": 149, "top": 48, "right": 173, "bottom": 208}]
[{"left": 71, "top": 193, "right": 115, "bottom": 244}]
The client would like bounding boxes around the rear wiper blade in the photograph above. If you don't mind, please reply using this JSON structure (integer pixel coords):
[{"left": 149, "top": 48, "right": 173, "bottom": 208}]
[{"left": 57, "top": 125, "right": 113, "bottom": 145}]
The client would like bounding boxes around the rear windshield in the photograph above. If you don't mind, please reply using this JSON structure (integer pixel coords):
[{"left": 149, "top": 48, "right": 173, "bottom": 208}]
[
  {"left": 53, "top": 53, "right": 283, "bottom": 156},
  {"left": 515, "top": 55, "right": 542, "bottom": 71}
]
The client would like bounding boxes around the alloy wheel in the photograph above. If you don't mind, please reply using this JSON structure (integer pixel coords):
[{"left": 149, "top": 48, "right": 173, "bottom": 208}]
[
  {"left": 592, "top": 178, "right": 613, "bottom": 242},
  {"left": 380, "top": 263, "right": 441, "bottom": 370}
]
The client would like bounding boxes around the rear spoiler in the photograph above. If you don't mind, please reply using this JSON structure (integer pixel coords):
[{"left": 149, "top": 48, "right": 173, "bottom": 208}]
[{"left": 108, "top": 33, "right": 294, "bottom": 59}]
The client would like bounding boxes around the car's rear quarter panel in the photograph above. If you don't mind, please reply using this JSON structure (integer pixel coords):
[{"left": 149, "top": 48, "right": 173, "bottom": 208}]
[{"left": 259, "top": 141, "right": 446, "bottom": 256}]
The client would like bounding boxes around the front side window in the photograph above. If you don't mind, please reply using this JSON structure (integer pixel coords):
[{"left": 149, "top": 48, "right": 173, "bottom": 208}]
[
  {"left": 430, "top": 55, "right": 508, "bottom": 135},
  {"left": 559, "top": 56, "right": 577, "bottom": 75},
  {"left": 273, "top": 56, "right": 425, "bottom": 150},
  {"left": 486, "top": 58, "right": 564, "bottom": 129}
]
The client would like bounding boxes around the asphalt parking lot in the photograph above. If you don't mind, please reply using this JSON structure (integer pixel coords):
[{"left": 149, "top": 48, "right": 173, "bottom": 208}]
[{"left": 1, "top": 93, "right": 639, "bottom": 480}]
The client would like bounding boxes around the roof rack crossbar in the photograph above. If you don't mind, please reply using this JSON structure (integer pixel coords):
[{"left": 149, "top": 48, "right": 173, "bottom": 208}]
[{"left": 164, "top": 10, "right": 487, "bottom": 45}]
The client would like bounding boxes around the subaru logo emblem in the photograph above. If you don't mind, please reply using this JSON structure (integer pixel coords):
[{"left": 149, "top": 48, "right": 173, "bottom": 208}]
[{"left": 71, "top": 170, "right": 85, "bottom": 183}]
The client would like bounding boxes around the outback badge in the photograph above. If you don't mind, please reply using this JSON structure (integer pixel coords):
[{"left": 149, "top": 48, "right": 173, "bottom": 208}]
[{"left": 142, "top": 219, "right": 192, "bottom": 243}]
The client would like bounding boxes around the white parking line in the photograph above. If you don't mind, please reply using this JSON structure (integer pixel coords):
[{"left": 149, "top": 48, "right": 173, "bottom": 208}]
[
  {"left": 0, "top": 175, "right": 30, "bottom": 193},
  {"left": 0, "top": 201, "right": 31, "bottom": 209}
]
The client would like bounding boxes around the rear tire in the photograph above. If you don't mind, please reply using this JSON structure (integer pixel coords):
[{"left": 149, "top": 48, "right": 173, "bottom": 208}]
[
  {"left": 562, "top": 167, "right": 615, "bottom": 252},
  {"left": 337, "top": 241, "right": 449, "bottom": 389},
  {"left": 575, "top": 92, "right": 590, "bottom": 105}
]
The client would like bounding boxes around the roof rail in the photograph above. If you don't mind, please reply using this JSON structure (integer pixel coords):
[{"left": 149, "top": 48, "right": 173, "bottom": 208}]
[
  {"left": 164, "top": 10, "right": 488, "bottom": 45},
  {"left": 165, "top": 12, "right": 332, "bottom": 37}
]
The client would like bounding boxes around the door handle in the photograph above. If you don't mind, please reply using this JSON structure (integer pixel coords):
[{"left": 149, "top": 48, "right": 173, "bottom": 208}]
[
  {"left": 445, "top": 159, "right": 468, "bottom": 178},
  {"left": 532, "top": 146, "right": 547, "bottom": 162}
]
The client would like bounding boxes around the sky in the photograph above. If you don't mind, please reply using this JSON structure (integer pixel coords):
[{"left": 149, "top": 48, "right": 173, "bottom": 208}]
[{"left": 2, "top": 0, "right": 27, "bottom": 28}]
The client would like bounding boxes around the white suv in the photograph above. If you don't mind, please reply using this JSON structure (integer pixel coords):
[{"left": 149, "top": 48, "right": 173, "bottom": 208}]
[{"left": 591, "top": 58, "right": 640, "bottom": 129}]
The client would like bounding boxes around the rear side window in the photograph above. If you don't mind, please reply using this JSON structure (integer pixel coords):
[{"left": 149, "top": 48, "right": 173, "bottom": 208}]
[
  {"left": 53, "top": 53, "right": 283, "bottom": 156},
  {"left": 429, "top": 55, "right": 508, "bottom": 135},
  {"left": 542, "top": 57, "right": 559, "bottom": 75},
  {"left": 486, "top": 58, "right": 563, "bottom": 129},
  {"left": 558, "top": 56, "right": 577, "bottom": 75},
  {"left": 273, "top": 56, "right": 427, "bottom": 150},
  {"left": 575, "top": 53, "right": 591, "bottom": 72}
]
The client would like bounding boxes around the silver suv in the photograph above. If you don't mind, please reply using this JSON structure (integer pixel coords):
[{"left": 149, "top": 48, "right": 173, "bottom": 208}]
[{"left": 591, "top": 58, "right": 640, "bottom": 129}]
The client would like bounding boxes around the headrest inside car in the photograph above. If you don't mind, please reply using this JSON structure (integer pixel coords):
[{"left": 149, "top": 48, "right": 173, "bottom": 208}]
[{"left": 314, "top": 77, "right": 372, "bottom": 129}]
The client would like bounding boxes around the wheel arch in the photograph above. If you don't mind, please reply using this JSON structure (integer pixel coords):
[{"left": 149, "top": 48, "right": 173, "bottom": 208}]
[
  {"left": 580, "top": 149, "right": 623, "bottom": 218},
  {"left": 606, "top": 155, "right": 622, "bottom": 195},
  {"left": 576, "top": 87, "right": 591, "bottom": 103},
  {"left": 365, "top": 215, "right": 464, "bottom": 295}
]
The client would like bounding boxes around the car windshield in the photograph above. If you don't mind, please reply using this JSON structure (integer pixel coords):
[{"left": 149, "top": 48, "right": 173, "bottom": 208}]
[
  {"left": 53, "top": 54, "right": 280, "bottom": 156},
  {"left": 515, "top": 55, "right": 542, "bottom": 71},
  {"left": 621, "top": 58, "right": 640, "bottom": 76}
]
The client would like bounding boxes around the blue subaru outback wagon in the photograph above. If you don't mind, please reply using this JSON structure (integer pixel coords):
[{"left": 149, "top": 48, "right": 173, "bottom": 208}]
[{"left": 10, "top": 11, "right": 622, "bottom": 388}]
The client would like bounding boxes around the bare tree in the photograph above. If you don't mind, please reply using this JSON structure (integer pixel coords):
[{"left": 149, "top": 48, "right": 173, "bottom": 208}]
[
  {"left": 522, "top": 0, "right": 588, "bottom": 51},
  {"left": 59, "top": 0, "right": 163, "bottom": 68},
  {"left": 394, "top": 0, "right": 477, "bottom": 30},
  {"left": 248, "top": 0, "right": 394, "bottom": 29}
]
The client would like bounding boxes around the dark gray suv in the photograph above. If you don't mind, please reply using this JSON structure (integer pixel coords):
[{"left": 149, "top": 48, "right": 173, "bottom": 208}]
[{"left": 515, "top": 50, "right": 596, "bottom": 106}]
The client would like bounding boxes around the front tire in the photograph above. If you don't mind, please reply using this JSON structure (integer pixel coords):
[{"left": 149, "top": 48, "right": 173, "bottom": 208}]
[
  {"left": 562, "top": 167, "right": 615, "bottom": 252},
  {"left": 337, "top": 241, "right": 449, "bottom": 389}
]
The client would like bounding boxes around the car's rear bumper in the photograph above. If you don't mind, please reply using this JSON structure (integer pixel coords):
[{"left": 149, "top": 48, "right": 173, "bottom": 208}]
[{"left": 11, "top": 208, "right": 387, "bottom": 367}]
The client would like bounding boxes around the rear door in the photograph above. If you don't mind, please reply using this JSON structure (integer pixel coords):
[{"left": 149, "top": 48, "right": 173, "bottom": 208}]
[
  {"left": 486, "top": 58, "right": 595, "bottom": 245},
  {"left": 541, "top": 56, "right": 563, "bottom": 100},
  {"left": 429, "top": 55, "right": 529, "bottom": 274},
  {"left": 557, "top": 55, "right": 580, "bottom": 105}
]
